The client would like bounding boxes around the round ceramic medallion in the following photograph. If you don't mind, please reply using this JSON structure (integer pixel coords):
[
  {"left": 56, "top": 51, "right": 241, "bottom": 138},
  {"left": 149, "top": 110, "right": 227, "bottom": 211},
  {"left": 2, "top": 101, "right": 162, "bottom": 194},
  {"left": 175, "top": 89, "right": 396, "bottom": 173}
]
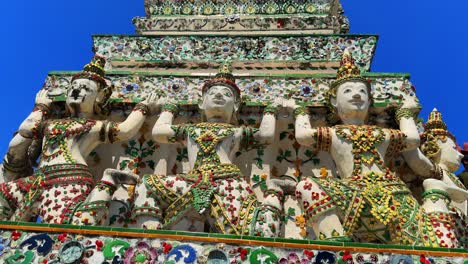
[
  {"left": 305, "top": 3, "right": 317, "bottom": 13},
  {"left": 222, "top": 4, "right": 237, "bottom": 15},
  {"left": 60, "top": 241, "right": 84, "bottom": 264},
  {"left": 181, "top": 3, "right": 193, "bottom": 15},
  {"left": 284, "top": 3, "right": 297, "bottom": 14},
  {"left": 243, "top": 3, "right": 257, "bottom": 14},
  {"left": 202, "top": 3, "right": 216, "bottom": 15},
  {"left": 263, "top": 2, "right": 279, "bottom": 14},
  {"left": 161, "top": 4, "right": 174, "bottom": 15},
  {"left": 390, "top": 255, "right": 414, "bottom": 264}
]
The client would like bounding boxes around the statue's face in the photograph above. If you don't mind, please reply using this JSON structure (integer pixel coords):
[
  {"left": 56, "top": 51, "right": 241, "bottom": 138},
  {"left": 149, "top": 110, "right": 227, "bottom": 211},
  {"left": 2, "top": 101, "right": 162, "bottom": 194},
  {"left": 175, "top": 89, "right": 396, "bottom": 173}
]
[
  {"left": 438, "top": 138, "right": 464, "bottom": 172},
  {"left": 66, "top": 79, "right": 99, "bottom": 111},
  {"left": 335, "top": 81, "right": 370, "bottom": 113},
  {"left": 201, "top": 85, "right": 237, "bottom": 115}
]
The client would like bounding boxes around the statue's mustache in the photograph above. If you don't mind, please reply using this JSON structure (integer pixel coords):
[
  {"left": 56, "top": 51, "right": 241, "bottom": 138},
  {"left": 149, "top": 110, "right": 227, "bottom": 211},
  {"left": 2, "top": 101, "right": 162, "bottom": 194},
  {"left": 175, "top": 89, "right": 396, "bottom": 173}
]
[{"left": 70, "top": 89, "right": 86, "bottom": 102}]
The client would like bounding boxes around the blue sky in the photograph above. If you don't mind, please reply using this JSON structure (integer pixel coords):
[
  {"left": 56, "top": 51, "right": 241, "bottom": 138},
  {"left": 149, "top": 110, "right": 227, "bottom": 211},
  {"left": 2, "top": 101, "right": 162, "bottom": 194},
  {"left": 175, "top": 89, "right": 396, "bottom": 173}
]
[{"left": 0, "top": 1, "right": 466, "bottom": 164}]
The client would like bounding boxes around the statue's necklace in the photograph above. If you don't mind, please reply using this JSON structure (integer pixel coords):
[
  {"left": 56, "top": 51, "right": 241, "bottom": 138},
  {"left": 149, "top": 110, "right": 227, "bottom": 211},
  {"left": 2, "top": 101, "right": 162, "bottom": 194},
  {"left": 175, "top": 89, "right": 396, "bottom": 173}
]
[
  {"left": 188, "top": 122, "right": 235, "bottom": 168},
  {"left": 335, "top": 125, "right": 386, "bottom": 179},
  {"left": 335, "top": 125, "right": 399, "bottom": 225},
  {"left": 42, "top": 118, "right": 97, "bottom": 163}
]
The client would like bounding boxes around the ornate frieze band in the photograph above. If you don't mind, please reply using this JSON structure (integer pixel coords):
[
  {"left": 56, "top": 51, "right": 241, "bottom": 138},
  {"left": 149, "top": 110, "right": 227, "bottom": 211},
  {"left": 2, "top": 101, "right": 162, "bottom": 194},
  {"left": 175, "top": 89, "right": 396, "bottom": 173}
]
[
  {"left": 92, "top": 34, "right": 378, "bottom": 71},
  {"left": 143, "top": 0, "right": 337, "bottom": 17},
  {"left": 0, "top": 223, "right": 465, "bottom": 264},
  {"left": 133, "top": 14, "right": 348, "bottom": 34},
  {"left": 44, "top": 72, "right": 417, "bottom": 108}
]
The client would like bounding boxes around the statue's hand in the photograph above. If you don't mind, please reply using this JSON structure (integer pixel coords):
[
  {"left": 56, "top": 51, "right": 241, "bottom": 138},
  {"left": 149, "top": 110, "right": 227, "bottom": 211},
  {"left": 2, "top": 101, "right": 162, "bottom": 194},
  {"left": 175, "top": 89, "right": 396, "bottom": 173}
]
[
  {"left": 283, "top": 98, "right": 299, "bottom": 111},
  {"left": 35, "top": 89, "right": 53, "bottom": 106},
  {"left": 270, "top": 97, "right": 283, "bottom": 108},
  {"left": 140, "top": 93, "right": 160, "bottom": 114},
  {"left": 399, "top": 96, "right": 420, "bottom": 110},
  {"left": 102, "top": 168, "right": 139, "bottom": 185},
  {"left": 156, "top": 96, "right": 174, "bottom": 108}
]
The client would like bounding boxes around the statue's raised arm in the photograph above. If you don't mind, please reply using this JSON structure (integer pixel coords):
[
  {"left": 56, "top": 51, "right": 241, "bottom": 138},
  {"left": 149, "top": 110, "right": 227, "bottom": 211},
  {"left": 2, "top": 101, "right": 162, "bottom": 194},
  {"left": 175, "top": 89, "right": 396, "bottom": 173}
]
[
  {"left": 0, "top": 56, "right": 155, "bottom": 225},
  {"left": 294, "top": 50, "right": 450, "bottom": 247},
  {"left": 133, "top": 62, "right": 283, "bottom": 237},
  {"left": 403, "top": 109, "right": 467, "bottom": 247},
  {"left": 2, "top": 90, "right": 52, "bottom": 181}
]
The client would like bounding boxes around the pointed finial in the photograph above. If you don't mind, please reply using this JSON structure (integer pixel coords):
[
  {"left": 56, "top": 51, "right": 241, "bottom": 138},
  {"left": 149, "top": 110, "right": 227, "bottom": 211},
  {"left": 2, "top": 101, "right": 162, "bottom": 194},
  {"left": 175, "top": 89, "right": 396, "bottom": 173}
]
[
  {"left": 202, "top": 60, "right": 240, "bottom": 96},
  {"left": 422, "top": 108, "right": 454, "bottom": 142},
  {"left": 329, "top": 48, "right": 370, "bottom": 95},
  {"left": 336, "top": 48, "right": 362, "bottom": 82},
  {"left": 215, "top": 60, "right": 235, "bottom": 83},
  {"left": 426, "top": 108, "right": 447, "bottom": 131},
  {"left": 219, "top": 60, "right": 233, "bottom": 74},
  {"left": 71, "top": 55, "right": 107, "bottom": 87}
]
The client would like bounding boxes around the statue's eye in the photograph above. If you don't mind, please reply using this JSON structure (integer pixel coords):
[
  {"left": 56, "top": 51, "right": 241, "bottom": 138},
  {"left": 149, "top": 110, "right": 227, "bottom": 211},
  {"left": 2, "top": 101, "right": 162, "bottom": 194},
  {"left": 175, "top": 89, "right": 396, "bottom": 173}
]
[
  {"left": 360, "top": 89, "right": 366, "bottom": 93},
  {"left": 344, "top": 88, "right": 351, "bottom": 93}
]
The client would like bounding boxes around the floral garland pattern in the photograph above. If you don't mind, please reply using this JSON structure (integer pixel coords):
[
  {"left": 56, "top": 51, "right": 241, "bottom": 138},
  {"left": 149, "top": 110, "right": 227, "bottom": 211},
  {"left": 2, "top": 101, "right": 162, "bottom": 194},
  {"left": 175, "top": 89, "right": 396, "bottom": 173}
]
[
  {"left": 143, "top": 0, "right": 335, "bottom": 16},
  {"left": 93, "top": 35, "right": 377, "bottom": 70},
  {"left": 134, "top": 14, "right": 347, "bottom": 34}
]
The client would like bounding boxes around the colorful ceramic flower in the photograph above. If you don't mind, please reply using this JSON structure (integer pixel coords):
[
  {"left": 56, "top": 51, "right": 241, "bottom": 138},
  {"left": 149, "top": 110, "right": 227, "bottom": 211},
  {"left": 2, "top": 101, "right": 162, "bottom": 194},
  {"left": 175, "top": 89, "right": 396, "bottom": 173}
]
[
  {"left": 121, "top": 83, "right": 140, "bottom": 94},
  {"left": 0, "top": 237, "right": 10, "bottom": 256},
  {"left": 279, "top": 252, "right": 311, "bottom": 264},
  {"left": 123, "top": 241, "right": 158, "bottom": 264}
]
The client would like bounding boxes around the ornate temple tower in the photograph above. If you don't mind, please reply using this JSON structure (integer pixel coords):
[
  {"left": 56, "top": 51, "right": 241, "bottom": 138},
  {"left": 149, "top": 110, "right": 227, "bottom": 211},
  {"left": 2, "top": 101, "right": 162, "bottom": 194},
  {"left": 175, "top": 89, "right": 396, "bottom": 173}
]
[{"left": 0, "top": 1, "right": 466, "bottom": 263}]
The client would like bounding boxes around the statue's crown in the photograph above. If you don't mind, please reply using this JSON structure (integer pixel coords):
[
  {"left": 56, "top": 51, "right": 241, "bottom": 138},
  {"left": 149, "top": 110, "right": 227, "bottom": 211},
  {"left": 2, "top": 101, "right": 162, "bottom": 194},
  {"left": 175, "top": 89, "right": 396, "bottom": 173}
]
[
  {"left": 330, "top": 49, "right": 369, "bottom": 90},
  {"left": 71, "top": 55, "right": 107, "bottom": 87},
  {"left": 202, "top": 61, "right": 240, "bottom": 96},
  {"left": 422, "top": 108, "right": 455, "bottom": 142}
]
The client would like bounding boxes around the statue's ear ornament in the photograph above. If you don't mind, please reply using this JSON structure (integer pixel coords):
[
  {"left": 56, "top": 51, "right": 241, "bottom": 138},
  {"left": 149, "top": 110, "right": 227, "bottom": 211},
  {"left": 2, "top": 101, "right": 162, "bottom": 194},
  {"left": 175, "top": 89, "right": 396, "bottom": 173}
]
[
  {"left": 421, "top": 133, "right": 441, "bottom": 162},
  {"left": 95, "top": 84, "right": 113, "bottom": 116}
]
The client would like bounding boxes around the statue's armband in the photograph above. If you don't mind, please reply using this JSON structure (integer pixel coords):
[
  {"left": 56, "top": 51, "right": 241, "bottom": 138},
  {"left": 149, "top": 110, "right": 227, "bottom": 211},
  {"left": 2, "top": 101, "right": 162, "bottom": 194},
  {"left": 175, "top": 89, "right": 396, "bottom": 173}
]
[
  {"left": 314, "top": 127, "right": 332, "bottom": 153},
  {"left": 101, "top": 121, "right": 120, "bottom": 144},
  {"left": 386, "top": 129, "right": 407, "bottom": 158},
  {"left": 20, "top": 119, "right": 44, "bottom": 140}
]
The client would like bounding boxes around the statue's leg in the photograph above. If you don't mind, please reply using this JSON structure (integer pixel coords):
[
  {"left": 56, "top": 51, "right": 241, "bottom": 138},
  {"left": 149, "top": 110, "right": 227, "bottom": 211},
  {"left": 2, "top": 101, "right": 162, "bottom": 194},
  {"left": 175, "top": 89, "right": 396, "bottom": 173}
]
[
  {"left": 416, "top": 179, "right": 462, "bottom": 248},
  {"left": 251, "top": 186, "right": 284, "bottom": 237},
  {"left": 208, "top": 177, "right": 280, "bottom": 236},
  {"left": 41, "top": 182, "right": 93, "bottom": 224},
  {"left": 132, "top": 174, "right": 164, "bottom": 229},
  {"left": 295, "top": 178, "right": 346, "bottom": 240},
  {"left": 451, "top": 207, "right": 468, "bottom": 248},
  {"left": 0, "top": 178, "right": 28, "bottom": 220},
  {"left": 132, "top": 174, "right": 188, "bottom": 229},
  {"left": 72, "top": 169, "right": 138, "bottom": 226},
  {"left": 71, "top": 182, "right": 114, "bottom": 226}
]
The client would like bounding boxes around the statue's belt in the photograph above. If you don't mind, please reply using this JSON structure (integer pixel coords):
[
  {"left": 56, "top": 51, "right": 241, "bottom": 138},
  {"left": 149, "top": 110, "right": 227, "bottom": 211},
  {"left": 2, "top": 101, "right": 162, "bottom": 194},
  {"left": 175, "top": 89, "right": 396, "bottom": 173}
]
[
  {"left": 178, "top": 163, "right": 243, "bottom": 182},
  {"left": 30, "top": 163, "right": 94, "bottom": 186},
  {"left": 21, "top": 164, "right": 94, "bottom": 205},
  {"left": 313, "top": 176, "right": 411, "bottom": 233},
  {"left": 163, "top": 164, "right": 244, "bottom": 226}
]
